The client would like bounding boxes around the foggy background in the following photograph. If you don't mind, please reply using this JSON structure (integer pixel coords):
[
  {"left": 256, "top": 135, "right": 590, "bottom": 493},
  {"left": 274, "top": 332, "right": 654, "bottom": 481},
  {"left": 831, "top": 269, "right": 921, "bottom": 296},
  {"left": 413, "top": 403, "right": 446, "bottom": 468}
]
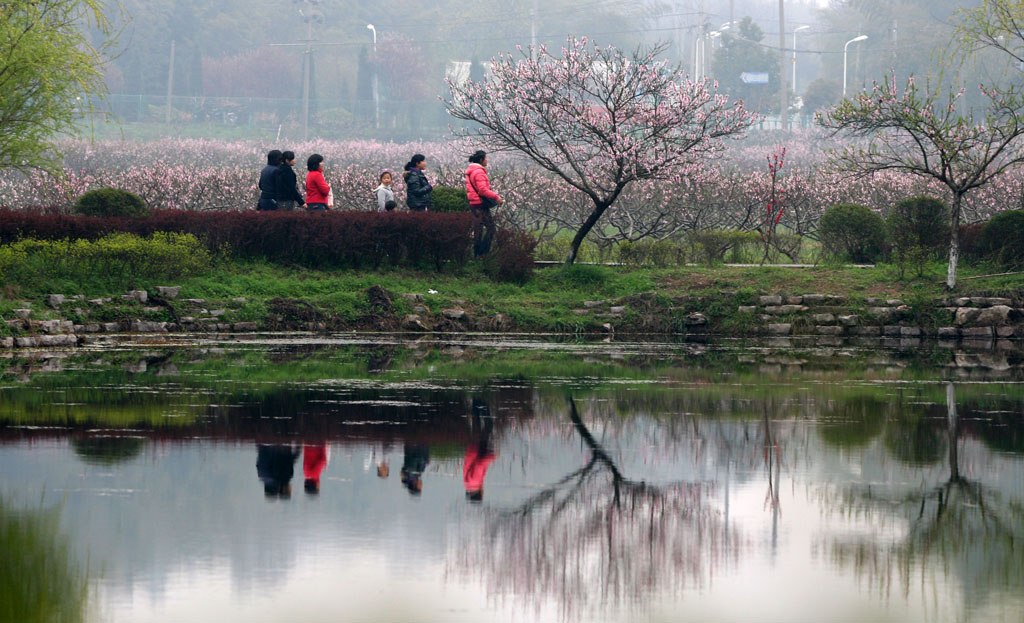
[{"left": 89, "top": 0, "right": 1013, "bottom": 141}]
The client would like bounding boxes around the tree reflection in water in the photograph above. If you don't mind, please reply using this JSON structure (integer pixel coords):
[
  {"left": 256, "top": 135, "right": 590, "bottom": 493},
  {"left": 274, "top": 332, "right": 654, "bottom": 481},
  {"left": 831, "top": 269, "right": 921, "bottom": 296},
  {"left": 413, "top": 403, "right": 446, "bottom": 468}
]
[
  {"left": 822, "top": 382, "right": 1024, "bottom": 612},
  {"left": 450, "top": 397, "right": 742, "bottom": 620}
]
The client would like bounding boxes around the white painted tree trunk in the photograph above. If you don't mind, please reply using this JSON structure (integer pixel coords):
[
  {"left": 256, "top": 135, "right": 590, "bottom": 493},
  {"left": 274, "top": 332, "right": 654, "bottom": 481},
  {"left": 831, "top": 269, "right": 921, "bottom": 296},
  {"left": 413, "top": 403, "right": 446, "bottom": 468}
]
[{"left": 946, "top": 195, "right": 962, "bottom": 290}]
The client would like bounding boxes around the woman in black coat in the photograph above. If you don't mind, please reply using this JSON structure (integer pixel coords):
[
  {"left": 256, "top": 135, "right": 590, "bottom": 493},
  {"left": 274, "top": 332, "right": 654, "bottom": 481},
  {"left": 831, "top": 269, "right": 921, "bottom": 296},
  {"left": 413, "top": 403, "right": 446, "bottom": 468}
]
[{"left": 402, "top": 154, "right": 433, "bottom": 211}]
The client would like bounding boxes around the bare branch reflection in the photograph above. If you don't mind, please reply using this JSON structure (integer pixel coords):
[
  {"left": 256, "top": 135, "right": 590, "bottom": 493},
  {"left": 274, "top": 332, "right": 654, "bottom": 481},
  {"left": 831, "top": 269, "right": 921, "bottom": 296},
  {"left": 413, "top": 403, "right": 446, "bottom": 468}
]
[
  {"left": 821, "top": 382, "right": 1024, "bottom": 606},
  {"left": 449, "top": 397, "right": 744, "bottom": 620}
]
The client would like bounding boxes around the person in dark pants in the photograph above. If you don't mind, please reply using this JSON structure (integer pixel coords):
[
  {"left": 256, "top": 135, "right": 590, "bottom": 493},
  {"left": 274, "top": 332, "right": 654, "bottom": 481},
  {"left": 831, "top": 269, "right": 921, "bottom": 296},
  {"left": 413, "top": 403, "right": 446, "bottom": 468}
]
[
  {"left": 257, "top": 149, "right": 282, "bottom": 211},
  {"left": 274, "top": 150, "right": 305, "bottom": 211},
  {"left": 400, "top": 443, "right": 430, "bottom": 495},
  {"left": 402, "top": 154, "right": 433, "bottom": 211},
  {"left": 256, "top": 444, "right": 300, "bottom": 499},
  {"left": 465, "top": 150, "right": 503, "bottom": 257},
  {"left": 464, "top": 398, "right": 496, "bottom": 503}
]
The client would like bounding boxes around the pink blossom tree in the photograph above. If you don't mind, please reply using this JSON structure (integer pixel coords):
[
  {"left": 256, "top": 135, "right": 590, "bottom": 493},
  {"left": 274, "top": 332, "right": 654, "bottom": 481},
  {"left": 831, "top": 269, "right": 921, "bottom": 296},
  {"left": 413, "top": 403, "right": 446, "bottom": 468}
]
[
  {"left": 819, "top": 73, "right": 1024, "bottom": 289},
  {"left": 445, "top": 38, "right": 754, "bottom": 265}
]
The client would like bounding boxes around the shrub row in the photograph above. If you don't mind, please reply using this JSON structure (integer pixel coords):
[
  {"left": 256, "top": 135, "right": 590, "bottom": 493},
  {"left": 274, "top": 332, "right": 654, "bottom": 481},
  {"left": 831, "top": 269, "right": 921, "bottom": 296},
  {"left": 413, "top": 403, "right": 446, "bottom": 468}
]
[
  {"left": 0, "top": 209, "right": 477, "bottom": 271},
  {"left": 819, "top": 199, "right": 1024, "bottom": 270},
  {"left": 0, "top": 232, "right": 211, "bottom": 285}
]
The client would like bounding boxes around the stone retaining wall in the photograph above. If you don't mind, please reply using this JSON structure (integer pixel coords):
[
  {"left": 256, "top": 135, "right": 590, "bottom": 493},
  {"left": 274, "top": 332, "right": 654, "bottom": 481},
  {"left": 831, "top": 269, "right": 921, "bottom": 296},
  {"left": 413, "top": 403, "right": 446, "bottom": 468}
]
[
  {"left": 2, "top": 287, "right": 1023, "bottom": 350},
  {"left": 741, "top": 294, "right": 1024, "bottom": 339}
]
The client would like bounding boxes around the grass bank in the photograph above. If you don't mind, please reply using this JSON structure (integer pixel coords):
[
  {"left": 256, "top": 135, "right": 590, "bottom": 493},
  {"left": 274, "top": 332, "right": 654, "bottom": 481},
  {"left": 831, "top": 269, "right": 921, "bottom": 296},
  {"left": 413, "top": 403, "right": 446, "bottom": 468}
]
[{"left": 2, "top": 257, "right": 1024, "bottom": 338}]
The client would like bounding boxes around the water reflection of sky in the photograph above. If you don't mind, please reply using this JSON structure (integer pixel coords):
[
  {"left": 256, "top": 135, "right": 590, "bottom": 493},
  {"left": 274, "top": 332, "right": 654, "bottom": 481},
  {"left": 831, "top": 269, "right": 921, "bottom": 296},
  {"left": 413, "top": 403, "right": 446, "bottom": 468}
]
[
  {"left": 2, "top": 340, "right": 1024, "bottom": 622},
  {"left": 1, "top": 412, "right": 1021, "bottom": 622}
]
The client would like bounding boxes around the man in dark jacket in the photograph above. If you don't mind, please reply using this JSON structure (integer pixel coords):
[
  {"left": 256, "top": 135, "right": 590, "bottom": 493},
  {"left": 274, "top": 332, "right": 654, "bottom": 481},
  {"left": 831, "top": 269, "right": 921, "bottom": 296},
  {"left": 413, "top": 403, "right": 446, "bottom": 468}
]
[
  {"left": 257, "top": 149, "right": 282, "bottom": 210},
  {"left": 273, "top": 150, "right": 305, "bottom": 210}
]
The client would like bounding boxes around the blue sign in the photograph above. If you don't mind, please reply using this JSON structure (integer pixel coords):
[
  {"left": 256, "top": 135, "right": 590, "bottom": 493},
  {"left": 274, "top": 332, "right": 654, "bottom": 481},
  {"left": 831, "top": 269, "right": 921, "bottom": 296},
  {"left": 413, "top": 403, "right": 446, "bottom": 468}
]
[{"left": 740, "top": 72, "right": 770, "bottom": 84}]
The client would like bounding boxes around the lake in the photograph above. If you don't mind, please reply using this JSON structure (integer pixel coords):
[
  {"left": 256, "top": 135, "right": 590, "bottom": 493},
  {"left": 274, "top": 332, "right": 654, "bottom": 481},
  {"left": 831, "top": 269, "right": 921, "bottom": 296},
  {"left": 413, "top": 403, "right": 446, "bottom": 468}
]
[{"left": 1, "top": 335, "right": 1022, "bottom": 622}]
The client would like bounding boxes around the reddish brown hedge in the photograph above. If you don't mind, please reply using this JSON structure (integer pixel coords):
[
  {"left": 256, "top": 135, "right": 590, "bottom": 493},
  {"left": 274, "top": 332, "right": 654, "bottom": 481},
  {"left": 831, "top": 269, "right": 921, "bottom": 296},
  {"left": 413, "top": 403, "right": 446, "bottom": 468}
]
[{"left": 0, "top": 209, "right": 475, "bottom": 271}]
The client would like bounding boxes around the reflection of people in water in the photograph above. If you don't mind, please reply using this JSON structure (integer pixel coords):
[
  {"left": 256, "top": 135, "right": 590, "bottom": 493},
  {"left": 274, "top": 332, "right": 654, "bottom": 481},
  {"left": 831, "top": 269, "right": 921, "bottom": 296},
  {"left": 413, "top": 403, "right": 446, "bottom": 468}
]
[
  {"left": 257, "top": 445, "right": 300, "bottom": 499},
  {"left": 400, "top": 444, "right": 430, "bottom": 495},
  {"left": 465, "top": 398, "right": 497, "bottom": 502},
  {"left": 303, "top": 444, "right": 328, "bottom": 495}
]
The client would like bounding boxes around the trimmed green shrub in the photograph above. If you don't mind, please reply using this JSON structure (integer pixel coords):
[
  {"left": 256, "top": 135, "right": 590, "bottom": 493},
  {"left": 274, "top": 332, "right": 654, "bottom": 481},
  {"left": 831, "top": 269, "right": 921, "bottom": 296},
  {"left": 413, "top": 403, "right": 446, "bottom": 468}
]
[
  {"left": 0, "top": 232, "right": 211, "bottom": 286},
  {"left": 818, "top": 203, "right": 887, "bottom": 263},
  {"left": 73, "top": 187, "right": 148, "bottom": 218},
  {"left": 886, "top": 196, "right": 949, "bottom": 277},
  {"left": 980, "top": 209, "right": 1024, "bottom": 267},
  {"left": 617, "top": 239, "right": 680, "bottom": 267},
  {"left": 685, "top": 230, "right": 760, "bottom": 265},
  {"left": 431, "top": 186, "right": 470, "bottom": 213}
]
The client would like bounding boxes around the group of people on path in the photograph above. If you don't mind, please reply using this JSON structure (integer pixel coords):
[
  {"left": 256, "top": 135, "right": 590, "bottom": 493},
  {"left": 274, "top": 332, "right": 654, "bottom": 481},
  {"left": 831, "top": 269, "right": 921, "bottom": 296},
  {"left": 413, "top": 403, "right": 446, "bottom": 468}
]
[{"left": 256, "top": 148, "right": 504, "bottom": 257}]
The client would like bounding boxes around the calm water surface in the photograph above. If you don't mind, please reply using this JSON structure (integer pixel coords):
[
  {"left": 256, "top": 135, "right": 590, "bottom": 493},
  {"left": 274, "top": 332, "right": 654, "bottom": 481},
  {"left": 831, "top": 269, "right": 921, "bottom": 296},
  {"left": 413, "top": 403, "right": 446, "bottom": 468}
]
[{"left": 1, "top": 336, "right": 1022, "bottom": 622}]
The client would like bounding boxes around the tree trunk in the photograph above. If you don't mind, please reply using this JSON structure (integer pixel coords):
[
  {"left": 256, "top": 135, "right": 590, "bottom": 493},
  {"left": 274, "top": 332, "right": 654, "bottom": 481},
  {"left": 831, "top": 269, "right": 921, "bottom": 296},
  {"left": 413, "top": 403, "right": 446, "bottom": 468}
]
[
  {"left": 946, "top": 382, "right": 959, "bottom": 483},
  {"left": 946, "top": 194, "right": 962, "bottom": 290},
  {"left": 565, "top": 202, "right": 610, "bottom": 266}
]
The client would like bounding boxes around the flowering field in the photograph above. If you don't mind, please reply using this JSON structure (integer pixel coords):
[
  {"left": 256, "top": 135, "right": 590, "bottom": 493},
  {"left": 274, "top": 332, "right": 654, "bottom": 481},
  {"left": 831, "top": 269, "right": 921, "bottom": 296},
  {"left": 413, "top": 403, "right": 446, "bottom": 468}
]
[{"left": 1, "top": 132, "right": 1021, "bottom": 244}]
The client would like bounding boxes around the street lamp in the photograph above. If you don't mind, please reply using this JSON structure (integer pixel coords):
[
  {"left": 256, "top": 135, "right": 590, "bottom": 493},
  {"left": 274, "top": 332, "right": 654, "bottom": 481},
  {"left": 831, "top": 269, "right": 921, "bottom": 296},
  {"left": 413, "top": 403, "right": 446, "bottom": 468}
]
[
  {"left": 842, "top": 34, "right": 868, "bottom": 97},
  {"left": 792, "top": 25, "right": 809, "bottom": 95},
  {"left": 367, "top": 24, "right": 379, "bottom": 129}
]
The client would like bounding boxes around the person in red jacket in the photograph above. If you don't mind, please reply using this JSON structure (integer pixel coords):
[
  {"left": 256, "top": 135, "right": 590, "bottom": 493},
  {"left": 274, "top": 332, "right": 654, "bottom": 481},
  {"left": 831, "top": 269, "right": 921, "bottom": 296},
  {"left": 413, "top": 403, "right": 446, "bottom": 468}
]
[
  {"left": 464, "top": 398, "right": 496, "bottom": 502},
  {"left": 465, "top": 150, "right": 503, "bottom": 257},
  {"left": 305, "top": 154, "right": 331, "bottom": 211},
  {"left": 303, "top": 443, "right": 328, "bottom": 495}
]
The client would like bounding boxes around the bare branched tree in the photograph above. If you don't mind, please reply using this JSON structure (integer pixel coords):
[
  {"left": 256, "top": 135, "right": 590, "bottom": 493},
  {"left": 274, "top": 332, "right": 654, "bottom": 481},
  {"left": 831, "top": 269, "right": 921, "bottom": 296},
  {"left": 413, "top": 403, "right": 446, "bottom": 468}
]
[
  {"left": 445, "top": 38, "right": 754, "bottom": 265},
  {"left": 818, "top": 73, "right": 1024, "bottom": 289}
]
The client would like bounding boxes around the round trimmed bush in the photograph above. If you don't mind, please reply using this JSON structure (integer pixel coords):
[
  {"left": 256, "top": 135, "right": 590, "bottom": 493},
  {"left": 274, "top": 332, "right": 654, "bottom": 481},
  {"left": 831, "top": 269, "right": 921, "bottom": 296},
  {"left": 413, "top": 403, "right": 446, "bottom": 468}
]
[
  {"left": 431, "top": 186, "right": 470, "bottom": 213},
  {"left": 73, "top": 187, "right": 148, "bottom": 218},
  {"left": 980, "top": 209, "right": 1024, "bottom": 267},
  {"left": 818, "top": 203, "right": 887, "bottom": 263}
]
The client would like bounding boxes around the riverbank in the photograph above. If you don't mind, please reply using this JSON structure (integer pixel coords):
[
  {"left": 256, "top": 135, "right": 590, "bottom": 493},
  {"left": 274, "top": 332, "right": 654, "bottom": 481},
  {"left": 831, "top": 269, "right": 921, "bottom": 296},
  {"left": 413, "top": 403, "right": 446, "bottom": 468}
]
[{"left": 2, "top": 261, "right": 1024, "bottom": 348}]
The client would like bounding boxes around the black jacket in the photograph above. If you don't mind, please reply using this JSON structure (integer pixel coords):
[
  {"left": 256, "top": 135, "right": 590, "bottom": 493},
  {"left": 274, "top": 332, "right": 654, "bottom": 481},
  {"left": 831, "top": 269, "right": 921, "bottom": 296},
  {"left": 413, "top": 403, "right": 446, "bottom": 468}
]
[
  {"left": 403, "top": 168, "right": 433, "bottom": 210},
  {"left": 258, "top": 164, "right": 278, "bottom": 200},
  {"left": 274, "top": 163, "right": 305, "bottom": 205}
]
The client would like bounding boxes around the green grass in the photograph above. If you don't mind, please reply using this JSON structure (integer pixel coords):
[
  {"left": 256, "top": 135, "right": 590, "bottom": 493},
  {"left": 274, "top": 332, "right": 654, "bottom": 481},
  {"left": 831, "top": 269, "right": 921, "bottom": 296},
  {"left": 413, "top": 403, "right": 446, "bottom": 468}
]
[{"left": 2, "top": 246, "right": 1023, "bottom": 335}]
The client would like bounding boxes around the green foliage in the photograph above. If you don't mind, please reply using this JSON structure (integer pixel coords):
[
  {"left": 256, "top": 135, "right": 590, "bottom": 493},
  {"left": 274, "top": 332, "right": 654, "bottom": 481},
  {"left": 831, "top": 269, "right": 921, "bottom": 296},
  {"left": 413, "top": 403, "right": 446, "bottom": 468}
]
[
  {"left": 887, "top": 196, "right": 949, "bottom": 278},
  {"left": 981, "top": 209, "right": 1024, "bottom": 268},
  {"left": 543, "top": 264, "right": 612, "bottom": 289},
  {"left": 617, "top": 239, "right": 679, "bottom": 267},
  {"left": 0, "top": 0, "right": 114, "bottom": 173},
  {"left": 0, "top": 499, "right": 89, "bottom": 623},
  {"left": 0, "top": 232, "right": 212, "bottom": 287},
  {"left": 685, "top": 230, "right": 760, "bottom": 265},
  {"left": 818, "top": 203, "right": 887, "bottom": 263},
  {"left": 73, "top": 187, "right": 149, "bottom": 218},
  {"left": 430, "top": 186, "right": 470, "bottom": 213},
  {"left": 713, "top": 17, "right": 781, "bottom": 114}
]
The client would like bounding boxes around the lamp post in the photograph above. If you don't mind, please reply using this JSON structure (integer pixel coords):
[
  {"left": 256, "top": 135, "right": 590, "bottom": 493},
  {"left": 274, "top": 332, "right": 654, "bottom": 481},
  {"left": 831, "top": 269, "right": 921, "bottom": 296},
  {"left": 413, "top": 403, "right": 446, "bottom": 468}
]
[
  {"left": 792, "top": 25, "right": 809, "bottom": 95},
  {"left": 843, "top": 34, "right": 868, "bottom": 97},
  {"left": 367, "top": 24, "right": 379, "bottom": 129}
]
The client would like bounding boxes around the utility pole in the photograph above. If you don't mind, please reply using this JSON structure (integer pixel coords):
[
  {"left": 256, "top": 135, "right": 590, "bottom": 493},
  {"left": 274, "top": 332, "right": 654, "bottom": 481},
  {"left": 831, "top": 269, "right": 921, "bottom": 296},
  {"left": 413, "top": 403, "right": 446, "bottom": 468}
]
[
  {"left": 270, "top": 0, "right": 336, "bottom": 141},
  {"left": 165, "top": 39, "right": 175, "bottom": 127},
  {"left": 302, "top": 16, "right": 312, "bottom": 141},
  {"left": 778, "top": 0, "right": 788, "bottom": 131},
  {"left": 530, "top": 0, "right": 538, "bottom": 61}
]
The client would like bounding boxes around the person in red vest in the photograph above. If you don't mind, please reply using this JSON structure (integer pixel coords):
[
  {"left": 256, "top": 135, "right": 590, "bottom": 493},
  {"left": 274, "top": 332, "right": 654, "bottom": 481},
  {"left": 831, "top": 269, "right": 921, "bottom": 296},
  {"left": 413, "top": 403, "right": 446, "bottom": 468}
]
[
  {"left": 303, "top": 443, "right": 328, "bottom": 495},
  {"left": 464, "top": 398, "right": 496, "bottom": 502}
]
